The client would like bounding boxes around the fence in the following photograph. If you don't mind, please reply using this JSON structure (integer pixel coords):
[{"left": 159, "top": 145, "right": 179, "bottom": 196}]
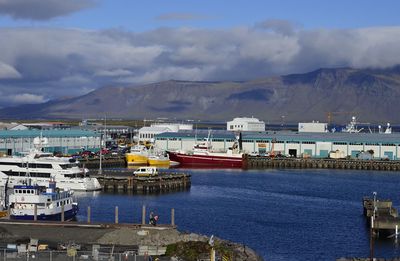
[{"left": 0, "top": 249, "right": 171, "bottom": 261}]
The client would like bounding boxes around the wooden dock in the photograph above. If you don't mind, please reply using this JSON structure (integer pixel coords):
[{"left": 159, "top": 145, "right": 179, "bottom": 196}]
[
  {"left": 363, "top": 196, "right": 400, "bottom": 231},
  {"left": 78, "top": 156, "right": 126, "bottom": 169},
  {"left": 245, "top": 156, "right": 400, "bottom": 171},
  {"left": 92, "top": 170, "right": 191, "bottom": 193}
]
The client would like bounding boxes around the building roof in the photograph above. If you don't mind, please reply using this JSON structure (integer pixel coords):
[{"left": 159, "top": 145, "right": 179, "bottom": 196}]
[
  {"left": 229, "top": 117, "right": 264, "bottom": 123},
  {"left": 139, "top": 126, "right": 172, "bottom": 132},
  {"left": 156, "top": 130, "right": 400, "bottom": 144},
  {"left": 0, "top": 129, "right": 99, "bottom": 138}
]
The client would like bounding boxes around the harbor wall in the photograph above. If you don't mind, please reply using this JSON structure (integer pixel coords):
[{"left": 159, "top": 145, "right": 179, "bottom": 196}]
[
  {"left": 92, "top": 170, "right": 191, "bottom": 194},
  {"left": 245, "top": 156, "right": 400, "bottom": 171}
]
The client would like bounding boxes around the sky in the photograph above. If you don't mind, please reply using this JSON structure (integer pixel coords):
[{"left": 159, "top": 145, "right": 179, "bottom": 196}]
[{"left": 1, "top": 0, "right": 400, "bottom": 107}]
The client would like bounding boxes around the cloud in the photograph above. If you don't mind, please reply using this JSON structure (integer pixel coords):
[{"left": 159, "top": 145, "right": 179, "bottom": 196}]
[
  {"left": 156, "top": 12, "right": 211, "bottom": 21},
  {"left": 255, "top": 19, "right": 300, "bottom": 36},
  {"left": 0, "top": 61, "right": 21, "bottom": 79},
  {"left": 0, "top": 0, "right": 95, "bottom": 20},
  {"left": 1, "top": 24, "right": 400, "bottom": 107},
  {"left": 10, "top": 93, "right": 47, "bottom": 104}
]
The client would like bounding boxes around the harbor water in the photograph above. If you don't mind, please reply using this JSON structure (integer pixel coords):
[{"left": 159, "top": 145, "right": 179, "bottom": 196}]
[{"left": 75, "top": 168, "right": 400, "bottom": 261}]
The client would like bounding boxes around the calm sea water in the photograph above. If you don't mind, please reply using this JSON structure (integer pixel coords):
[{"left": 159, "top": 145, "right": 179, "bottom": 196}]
[{"left": 74, "top": 169, "right": 400, "bottom": 261}]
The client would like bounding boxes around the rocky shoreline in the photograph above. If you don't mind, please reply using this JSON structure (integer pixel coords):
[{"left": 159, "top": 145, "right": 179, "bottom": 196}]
[{"left": 0, "top": 222, "right": 263, "bottom": 260}]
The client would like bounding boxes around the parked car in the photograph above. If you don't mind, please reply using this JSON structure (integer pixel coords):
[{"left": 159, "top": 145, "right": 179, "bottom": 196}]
[{"left": 80, "top": 150, "right": 95, "bottom": 158}]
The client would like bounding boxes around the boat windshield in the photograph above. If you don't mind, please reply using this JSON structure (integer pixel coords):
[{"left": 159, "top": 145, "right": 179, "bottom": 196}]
[{"left": 59, "top": 163, "right": 78, "bottom": 169}]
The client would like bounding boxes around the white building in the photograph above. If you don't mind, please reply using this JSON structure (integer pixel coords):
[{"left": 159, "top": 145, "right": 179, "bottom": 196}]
[
  {"left": 227, "top": 117, "right": 265, "bottom": 132},
  {"left": 298, "top": 122, "right": 328, "bottom": 133},
  {"left": 138, "top": 122, "right": 193, "bottom": 143}
]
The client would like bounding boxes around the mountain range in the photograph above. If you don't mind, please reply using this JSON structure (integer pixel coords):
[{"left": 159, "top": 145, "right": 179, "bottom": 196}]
[{"left": 2, "top": 66, "right": 400, "bottom": 124}]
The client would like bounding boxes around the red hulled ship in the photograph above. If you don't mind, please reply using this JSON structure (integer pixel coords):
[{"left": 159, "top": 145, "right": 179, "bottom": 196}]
[{"left": 166, "top": 131, "right": 243, "bottom": 168}]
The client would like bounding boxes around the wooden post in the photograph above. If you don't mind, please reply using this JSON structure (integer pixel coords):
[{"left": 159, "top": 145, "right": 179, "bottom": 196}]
[
  {"left": 61, "top": 205, "right": 65, "bottom": 222},
  {"left": 87, "top": 206, "right": 91, "bottom": 223},
  {"left": 171, "top": 208, "right": 175, "bottom": 226},
  {"left": 142, "top": 205, "right": 146, "bottom": 225},
  {"left": 115, "top": 206, "right": 119, "bottom": 224},
  {"left": 34, "top": 204, "right": 37, "bottom": 221}
]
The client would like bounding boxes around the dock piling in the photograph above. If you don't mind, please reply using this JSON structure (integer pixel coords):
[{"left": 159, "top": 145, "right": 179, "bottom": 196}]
[
  {"left": 34, "top": 204, "right": 37, "bottom": 221},
  {"left": 87, "top": 206, "right": 91, "bottom": 223},
  {"left": 171, "top": 208, "right": 175, "bottom": 226},
  {"left": 142, "top": 205, "right": 146, "bottom": 225},
  {"left": 61, "top": 205, "right": 65, "bottom": 222},
  {"left": 115, "top": 206, "right": 119, "bottom": 224}
]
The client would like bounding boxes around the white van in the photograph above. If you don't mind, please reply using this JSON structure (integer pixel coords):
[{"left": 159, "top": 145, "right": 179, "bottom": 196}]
[{"left": 133, "top": 167, "right": 159, "bottom": 177}]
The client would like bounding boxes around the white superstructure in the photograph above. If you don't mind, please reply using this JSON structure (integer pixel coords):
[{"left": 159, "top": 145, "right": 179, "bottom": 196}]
[
  {"left": 0, "top": 149, "right": 101, "bottom": 191},
  {"left": 227, "top": 117, "right": 265, "bottom": 132}
]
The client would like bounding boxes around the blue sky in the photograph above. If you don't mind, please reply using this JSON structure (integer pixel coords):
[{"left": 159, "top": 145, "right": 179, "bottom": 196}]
[
  {"left": 1, "top": 0, "right": 400, "bottom": 31},
  {"left": 0, "top": 0, "right": 400, "bottom": 107}
]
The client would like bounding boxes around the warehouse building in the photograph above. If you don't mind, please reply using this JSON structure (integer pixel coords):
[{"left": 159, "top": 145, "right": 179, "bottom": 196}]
[
  {"left": 227, "top": 117, "right": 265, "bottom": 132},
  {"left": 0, "top": 129, "right": 100, "bottom": 155},
  {"left": 155, "top": 130, "right": 400, "bottom": 160}
]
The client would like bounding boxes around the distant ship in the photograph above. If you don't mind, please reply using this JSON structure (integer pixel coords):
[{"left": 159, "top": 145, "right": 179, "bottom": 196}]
[
  {"left": 8, "top": 179, "right": 78, "bottom": 221},
  {"left": 167, "top": 131, "right": 243, "bottom": 168}
]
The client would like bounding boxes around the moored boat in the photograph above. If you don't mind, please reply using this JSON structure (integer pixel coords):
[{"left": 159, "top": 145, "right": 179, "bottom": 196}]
[
  {"left": 167, "top": 131, "right": 244, "bottom": 168},
  {"left": 125, "top": 145, "right": 149, "bottom": 165},
  {"left": 0, "top": 148, "right": 101, "bottom": 191},
  {"left": 8, "top": 179, "right": 78, "bottom": 221},
  {"left": 147, "top": 152, "right": 170, "bottom": 166}
]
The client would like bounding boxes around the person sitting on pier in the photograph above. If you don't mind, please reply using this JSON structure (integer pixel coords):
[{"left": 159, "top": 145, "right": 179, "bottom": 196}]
[
  {"left": 153, "top": 215, "right": 159, "bottom": 226},
  {"left": 149, "top": 211, "right": 155, "bottom": 225}
]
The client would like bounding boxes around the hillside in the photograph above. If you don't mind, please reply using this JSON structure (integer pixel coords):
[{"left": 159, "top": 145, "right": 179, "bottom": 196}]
[{"left": 2, "top": 67, "right": 400, "bottom": 123}]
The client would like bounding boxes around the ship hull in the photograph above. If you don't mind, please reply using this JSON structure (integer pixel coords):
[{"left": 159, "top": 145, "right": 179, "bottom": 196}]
[
  {"left": 147, "top": 158, "right": 170, "bottom": 167},
  {"left": 125, "top": 154, "right": 148, "bottom": 165},
  {"left": 167, "top": 151, "right": 243, "bottom": 168},
  {"left": 10, "top": 205, "right": 79, "bottom": 221}
]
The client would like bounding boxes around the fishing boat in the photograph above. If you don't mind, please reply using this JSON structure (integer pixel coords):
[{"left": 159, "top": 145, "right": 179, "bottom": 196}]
[
  {"left": 167, "top": 131, "right": 243, "bottom": 168},
  {"left": 126, "top": 145, "right": 171, "bottom": 166},
  {"left": 125, "top": 145, "right": 149, "bottom": 165},
  {"left": 147, "top": 152, "right": 170, "bottom": 166},
  {"left": 8, "top": 179, "right": 78, "bottom": 221}
]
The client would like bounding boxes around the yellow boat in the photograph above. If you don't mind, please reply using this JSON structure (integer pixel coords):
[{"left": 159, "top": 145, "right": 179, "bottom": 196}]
[
  {"left": 125, "top": 145, "right": 149, "bottom": 165},
  {"left": 147, "top": 154, "right": 170, "bottom": 166}
]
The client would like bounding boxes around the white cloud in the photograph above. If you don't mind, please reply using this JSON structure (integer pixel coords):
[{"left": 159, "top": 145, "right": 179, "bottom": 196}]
[
  {"left": 0, "top": 61, "right": 21, "bottom": 79},
  {"left": 10, "top": 93, "right": 47, "bottom": 104},
  {"left": 1, "top": 24, "right": 400, "bottom": 107}
]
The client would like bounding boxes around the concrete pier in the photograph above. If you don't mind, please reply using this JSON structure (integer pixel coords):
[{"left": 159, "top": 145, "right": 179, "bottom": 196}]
[
  {"left": 93, "top": 170, "right": 191, "bottom": 194},
  {"left": 363, "top": 196, "right": 400, "bottom": 231},
  {"left": 79, "top": 156, "right": 126, "bottom": 169},
  {"left": 245, "top": 155, "right": 400, "bottom": 171}
]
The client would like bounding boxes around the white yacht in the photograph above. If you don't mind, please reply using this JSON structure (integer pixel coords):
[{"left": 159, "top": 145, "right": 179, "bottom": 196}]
[{"left": 0, "top": 149, "right": 101, "bottom": 191}]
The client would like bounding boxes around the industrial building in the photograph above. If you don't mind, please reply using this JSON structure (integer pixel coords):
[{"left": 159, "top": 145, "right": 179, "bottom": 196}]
[
  {"left": 138, "top": 123, "right": 193, "bottom": 143},
  {"left": 155, "top": 130, "right": 400, "bottom": 160},
  {"left": 226, "top": 117, "right": 265, "bottom": 132},
  {"left": 298, "top": 122, "right": 328, "bottom": 133},
  {"left": 0, "top": 129, "right": 100, "bottom": 155}
]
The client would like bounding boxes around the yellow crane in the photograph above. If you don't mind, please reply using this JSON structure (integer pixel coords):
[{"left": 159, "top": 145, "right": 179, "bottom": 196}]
[{"left": 326, "top": 111, "right": 355, "bottom": 125}]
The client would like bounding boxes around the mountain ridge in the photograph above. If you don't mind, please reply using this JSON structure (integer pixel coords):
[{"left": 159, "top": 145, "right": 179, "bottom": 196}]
[{"left": 1, "top": 66, "right": 400, "bottom": 124}]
